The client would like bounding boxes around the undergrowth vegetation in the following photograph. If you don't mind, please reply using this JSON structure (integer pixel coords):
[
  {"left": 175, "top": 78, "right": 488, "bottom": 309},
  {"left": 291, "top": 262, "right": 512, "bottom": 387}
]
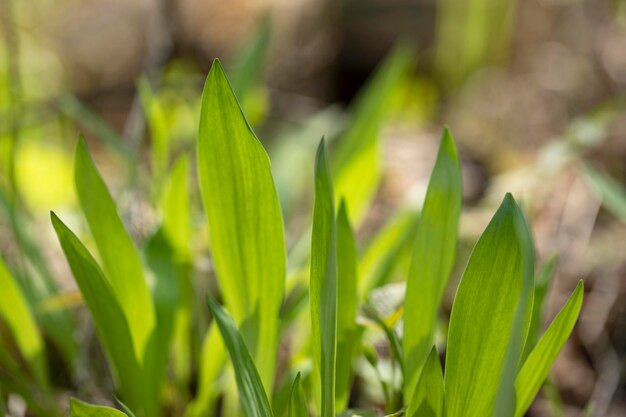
[{"left": 0, "top": 57, "right": 584, "bottom": 417}]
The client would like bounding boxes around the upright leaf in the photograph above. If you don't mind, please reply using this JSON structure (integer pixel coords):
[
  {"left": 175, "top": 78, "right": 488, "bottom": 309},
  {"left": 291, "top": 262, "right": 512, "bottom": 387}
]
[
  {"left": 407, "top": 347, "right": 444, "bottom": 417},
  {"left": 206, "top": 298, "right": 274, "bottom": 417},
  {"left": 51, "top": 213, "right": 144, "bottom": 413},
  {"left": 289, "top": 373, "right": 308, "bottom": 417},
  {"left": 310, "top": 140, "right": 337, "bottom": 417},
  {"left": 198, "top": 59, "right": 286, "bottom": 392},
  {"left": 444, "top": 194, "right": 534, "bottom": 417},
  {"left": 0, "top": 257, "right": 47, "bottom": 389},
  {"left": 335, "top": 200, "right": 359, "bottom": 410},
  {"left": 69, "top": 398, "right": 128, "bottom": 417},
  {"left": 514, "top": 281, "right": 584, "bottom": 417},
  {"left": 403, "top": 129, "right": 461, "bottom": 400},
  {"left": 74, "top": 137, "right": 155, "bottom": 363}
]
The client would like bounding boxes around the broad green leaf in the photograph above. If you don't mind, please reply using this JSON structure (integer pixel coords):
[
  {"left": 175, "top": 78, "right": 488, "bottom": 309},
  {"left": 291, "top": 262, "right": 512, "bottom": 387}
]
[
  {"left": 523, "top": 256, "right": 557, "bottom": 360},
  {"left": 407, "top": 347, "right": 444, "bottom": 417},
  {"left": 289, "top": 373, "right": 308, "bottom": 417},
  {"left": 444, "top": 194, "right": 534, "bottom": 417},
  {"left": 206, "top": 297, "right": 274, "bottom": 417},
  {"left": 514, "top": 281, "right": 584, "bottom": 417},
  {"left": 403, "top": 129, "right": 461, "bottom": 400},
  {"left": 583, "top": 164, "right": 626, "bottom": 223},
  {"left": 492, "top": 201, "right": 536, "bottom": 417},
  {"left": 0, "top": 257, "right": 47, "bottom": 389},
  {"left": 74, "top": 137, "right": 155, "bottom": 363},
  {"left": 198, "top": 59, "right": 286, "bottom": 392},
  {"left": 358, "top": 210, "right": 417, "bottom": 296},
  {"left": 333, "top": 43, "right": 413, "bottom": 224},
  {"left": 310, "top": 139, "right": 337, "bottom": 417},
  {"left": 69, "top": 398, "right": 128, "bottom": 417},
  {"left": 336, "top": 200, "right": 360, "bottom": 410},
  {"left": 51, "top": 213, "right": 144, "bottom": 413}
]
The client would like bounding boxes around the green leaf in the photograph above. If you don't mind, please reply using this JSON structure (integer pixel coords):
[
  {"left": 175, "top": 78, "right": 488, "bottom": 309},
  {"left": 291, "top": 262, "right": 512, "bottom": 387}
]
[
  {"left": 74, "top": 137, "right": 155, "bottom": 363},
  {"left": 289, "top": 373, "right": 308, "bottom": 417},
  {"left": 406, "top": 347, "right": 444, "bottom": 417},
  {"left": 514, "top": 281, "right": 584, "bottom": 417},
  {"left": 206, "top": 297, "right": 274, "bottom": 417},
  {"left": 310, "top": 139, "right": 337, "bottom": 417},
  {"left": 0, "top": 257, "right": 48, "bottom": 389},
  {"left": 335, "top": 200, "right": 360, "bottom": 410},
  {"left": 333, "top": 43, "right": 413, "bottom": 224},
  {"left": 198, "top": 59, "right": 286, "bottom": 393},
  {"left": 51, "top": 213, "right": 143, "bottom": 413},
  {"left": 403, "top": 129, "right": 461, "bottom": 400},
  {"left": 69, "top": 398, "right": 128, "bottom": 417},
  {"left": 444, "top": 194, "right": 534, "bottom": 417}
]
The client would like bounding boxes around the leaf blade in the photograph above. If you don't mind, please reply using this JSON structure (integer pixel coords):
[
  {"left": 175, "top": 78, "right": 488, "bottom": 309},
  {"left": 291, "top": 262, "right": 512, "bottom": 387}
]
[
  {"left": 514, "top": 281, "right": 584, "bottom": 417},
  {"left": 444, "top": 194, "right": 534, "bottom": 417},
  {"left": 407, "top": 347, "right": 444, "bottom": 417},
  {"left": 197, "top": 59, "right": 286, "bottom": 392},
  {"left": 74, "top": 137, "right": 155, "bottom": 363},
  {"left": 310, "top": 139, "right": 337, "bottom": 417},
  {"left": 206, "top": 298, "right": 274, "bottom": 417},
  {"left": 403, "top": 129, "right": 461, "bottom": 400}
]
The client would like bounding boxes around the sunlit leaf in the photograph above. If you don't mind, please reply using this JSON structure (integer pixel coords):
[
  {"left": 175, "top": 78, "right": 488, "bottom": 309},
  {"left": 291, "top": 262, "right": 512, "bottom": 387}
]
[
  {"left": 289, "top": 373, "right": 308, "bottom": 417},
  {"left": 514, "top": 281, "right": 584, "bottom": 417},
  {"left": 310, "top": 139, "right": 337, "bottom": 417},
  {"left": 74, "top": 137, "right": 155, "bottom": 364},
  {"left": 335, "top": 200, "right": 360, "bottom": 410},
  {"left": 403, "top": 129, "right": 461, "bottom": 400},
  {"left": 406, "top": 347, "right": 443, "bottom": 417},
  {"left": 69, "top": 398, "right": 128, "bottom": 417},
  {"left": 444, "top": 194, "right": 534, "bottom": 417},
  {"left": 51, "top": 212, "right": 144, "bottom": 413},
  {"left": 198, "top": 59, "right": 286, "bottom": 392}
]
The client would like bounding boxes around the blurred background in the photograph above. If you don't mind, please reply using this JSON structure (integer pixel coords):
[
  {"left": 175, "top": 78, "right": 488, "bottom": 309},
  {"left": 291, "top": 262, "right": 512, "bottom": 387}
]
[{"left": 1, "top": 0, "right": 625, "bottom": 416}]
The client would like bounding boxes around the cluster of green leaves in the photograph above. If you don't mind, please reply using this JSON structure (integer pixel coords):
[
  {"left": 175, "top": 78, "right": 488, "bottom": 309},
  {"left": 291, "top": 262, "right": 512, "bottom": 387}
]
[{"left": 1, "top": 53, "right": 584, "bottom": 417}]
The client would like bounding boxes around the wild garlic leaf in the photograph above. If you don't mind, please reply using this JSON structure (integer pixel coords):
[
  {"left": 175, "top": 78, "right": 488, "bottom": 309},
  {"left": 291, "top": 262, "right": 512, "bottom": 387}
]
[
  {"left": 336, "top": 200, "right": 360, "bottom": 411},
  {"left": 74, "top": 137, "right": 155, "bottom": 364},
  {"left": 514, "top": 281, "right": 584, "bottom": 417},
  {"left": 206, "top": 297, "right": 274, "bottom": 417},
  {"left": 198, "top": 59, "right": 286, "bottom": 392},
  {"left": 444, "top": 194, "right": 534, "bottom": 417},
  {"left": 310, "top": 139, "right": 337, "bottom": 417},
  {"left": 51, "top": 213, "right": 144, "bottom": 413},
  {"left": 289, "top": 373, "right": 308, "bottom": 417},
  {"left": 407, "top": 347, "right": 444, "bottom": 417},
  {"left": 69, "top": 398, "right": 128, "bottom": 417},
  {"left": 403, "top": 129, "right": 461, "bottom": 400}
]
